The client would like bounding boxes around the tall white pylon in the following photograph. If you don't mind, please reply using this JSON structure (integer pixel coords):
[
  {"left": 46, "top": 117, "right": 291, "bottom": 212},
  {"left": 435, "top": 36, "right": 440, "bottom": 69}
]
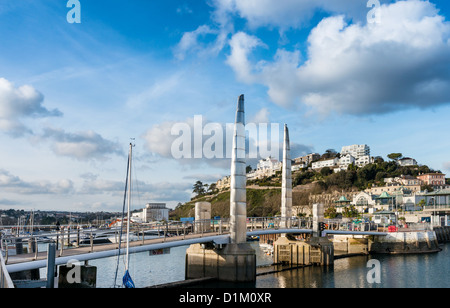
[
  {"left": 281, "top": 124, "right": 292, "bottom": 228},
  {"left": 230, "top": 94, "right": 247, "bottom": 244}
]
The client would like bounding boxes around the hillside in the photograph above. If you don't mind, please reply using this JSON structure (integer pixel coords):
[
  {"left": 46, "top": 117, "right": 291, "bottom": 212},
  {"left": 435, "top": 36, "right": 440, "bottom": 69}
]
[
  {"left": 170, "top": 160, "right": 446, "bottom": 220},
  {"left": 170, "top": 184, "right": 315, "bottom": 220}
]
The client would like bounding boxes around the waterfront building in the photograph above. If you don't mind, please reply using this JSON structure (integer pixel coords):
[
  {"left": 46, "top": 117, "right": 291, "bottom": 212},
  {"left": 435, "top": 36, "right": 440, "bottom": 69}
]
[
  {"left": 423, "top": 189, "right": 450, "bottom": 208},
  {"left": 352, "top": 191, "right": 377, "bottom": 213},
  {"left": 132, "top": 203, "right": 170, "bottom": 222}
]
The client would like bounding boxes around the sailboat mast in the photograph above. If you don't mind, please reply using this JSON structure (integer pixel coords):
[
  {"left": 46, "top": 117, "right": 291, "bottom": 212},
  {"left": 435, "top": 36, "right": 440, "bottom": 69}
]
[{"left": 125, "top": 142, "right": 132, "bottom": 271}]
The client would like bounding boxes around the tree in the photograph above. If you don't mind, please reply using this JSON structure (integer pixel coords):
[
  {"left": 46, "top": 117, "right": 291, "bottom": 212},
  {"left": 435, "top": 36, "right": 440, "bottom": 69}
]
[
  {"left": 208, "top": 183, "right": 217, "bottom": 194},
  {"left": 321, "top": 149, "right": 338, "bottom": 160},
  {"left": 320, "top": 167, "right": 332, "bottom": 177},
  {"left": 387, "top": 153, "right": 403, "bottom": 161},
  {"left": 324, "top": 206, "right": 338, "bottom": 219},
  {"left": 192, "top": 180, "right": 206, "bottom": 197},
  {"left": 246, "top": 165, "right": 253, "bottom": 174},
  {"left": 342, "top": 205, "right": 358, "bottom": 218}
]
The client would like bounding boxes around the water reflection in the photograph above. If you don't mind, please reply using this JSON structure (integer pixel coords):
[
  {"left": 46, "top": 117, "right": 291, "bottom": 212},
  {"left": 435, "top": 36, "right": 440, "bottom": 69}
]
[
  {"left": 256, "top": 244, "right": 449, "bottom": 288},
  {"left": 86, "top": 243, "right": 449, "bottom": 288}
]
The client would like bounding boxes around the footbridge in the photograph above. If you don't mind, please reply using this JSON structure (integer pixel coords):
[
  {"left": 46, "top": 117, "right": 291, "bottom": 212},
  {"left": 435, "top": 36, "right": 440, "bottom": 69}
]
[{"left": 3, "top": 219, "right": 387, "bottom": 275}]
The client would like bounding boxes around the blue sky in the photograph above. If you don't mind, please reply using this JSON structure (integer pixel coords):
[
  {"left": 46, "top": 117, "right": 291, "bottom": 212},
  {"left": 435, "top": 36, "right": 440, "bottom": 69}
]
[{"left": 1, "top": 0, "right": 450, "bottom": 212}]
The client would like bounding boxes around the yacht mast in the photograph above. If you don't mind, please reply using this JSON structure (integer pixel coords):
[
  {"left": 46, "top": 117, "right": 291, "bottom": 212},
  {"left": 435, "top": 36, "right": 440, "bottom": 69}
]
[{"left": 125, "top": 142, "right": 132, "bottom": 271}]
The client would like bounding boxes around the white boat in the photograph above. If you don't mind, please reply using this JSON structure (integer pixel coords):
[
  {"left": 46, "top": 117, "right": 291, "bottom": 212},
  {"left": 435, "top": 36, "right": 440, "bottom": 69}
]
[{"left": 259, "top": 243, "right": 274, "bottom": 256}]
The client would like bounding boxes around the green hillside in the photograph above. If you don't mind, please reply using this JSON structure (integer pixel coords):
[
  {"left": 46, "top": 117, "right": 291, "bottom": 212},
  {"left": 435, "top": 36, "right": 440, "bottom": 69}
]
[{"left": 170, "top": 159, "right": 445, "bottom": 220}]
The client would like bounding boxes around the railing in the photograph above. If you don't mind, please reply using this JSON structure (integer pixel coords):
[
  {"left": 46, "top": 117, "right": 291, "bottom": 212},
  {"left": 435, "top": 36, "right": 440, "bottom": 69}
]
[
  {"left": 1, "top": 216, "right": 401, "bottom": 264},
  {"left": 423, "top": 204, "right": 450, "bottom": 210},
  {"left": 0, "top": 249, "right": 14, "bottom": 288},
  {"left": 0, "top": 218, "right": 311, "bottom": 260}
]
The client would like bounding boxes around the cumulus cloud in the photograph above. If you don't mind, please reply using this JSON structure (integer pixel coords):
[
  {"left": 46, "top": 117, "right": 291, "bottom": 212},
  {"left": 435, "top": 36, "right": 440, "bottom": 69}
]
[
  {"left": 79, "top": 175, "right": 192, "bottom": 204},
  {"left": 226, "top": 32, "right": 266, "bottom": 83},
  {"left": 0, "top": 78, "right": 62, "bottom": 137},
  {"left": 224, "top": 0, "right": 373, "bottom": 29},
  {"left": 226, "top": 1, "right": 450, "bottom": 115},
  {"left": 41, "top": 127, "right": 124, "bottom": 161},
  {"left": 142, "top": 114, "right": 314, "bottom": 170},
  {"left": 176, "top": 0, "right": 378, "bottom": 59},
  {"left": 0, "top": 169, "right": 74, "bottom": 195}
]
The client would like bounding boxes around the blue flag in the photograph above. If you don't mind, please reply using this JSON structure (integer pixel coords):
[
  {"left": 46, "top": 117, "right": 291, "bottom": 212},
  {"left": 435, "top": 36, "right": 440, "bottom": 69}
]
[{"left": 123, "top": 270, "right": 135, "bottom": 288}]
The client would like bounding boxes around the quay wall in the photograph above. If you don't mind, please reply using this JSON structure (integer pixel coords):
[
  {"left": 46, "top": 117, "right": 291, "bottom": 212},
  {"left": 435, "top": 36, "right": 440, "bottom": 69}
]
[
  {"left": 433, "top": 226, "right": 450, "bottom": 243},
  {"left": 333, "top": 231, "right": 441, "bottom": 255}
]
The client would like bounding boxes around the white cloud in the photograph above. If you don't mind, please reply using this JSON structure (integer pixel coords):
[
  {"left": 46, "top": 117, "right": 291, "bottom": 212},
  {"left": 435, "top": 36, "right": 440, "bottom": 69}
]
[
  {"left": 443, "top": 162, "right": 450, "bottom": 172},
  {"left": 0, "top": 77, "right": 62, "bottom": 137},
  {"left": 213, "top": 0, "right": 374, "bottom": 30},
  {"left": 226, "top": 32, "right": 266, "bottom": 83},
  {"left": 174, "top": 25, "right": 221, "bottom": 60},
  {"left": 0, "top": 169, "right": 74, "bottom": 195},
  {"left": 226, "top": 1, "right": 450, "bottom": 115},
  {"left": 249, "top": 107, "right": 270, "bottom": 124},
  {"left": 40, "top": 127, "right": 123, "bottom": 161}
]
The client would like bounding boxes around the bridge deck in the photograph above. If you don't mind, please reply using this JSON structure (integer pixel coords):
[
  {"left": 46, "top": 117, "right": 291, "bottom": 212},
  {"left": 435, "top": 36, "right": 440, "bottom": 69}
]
[
  {"left": 5, "top": 232, "right": 226, "bottom": 266},
  {"left": 4, "top": 228, "right": 390, "bottom": 273}
]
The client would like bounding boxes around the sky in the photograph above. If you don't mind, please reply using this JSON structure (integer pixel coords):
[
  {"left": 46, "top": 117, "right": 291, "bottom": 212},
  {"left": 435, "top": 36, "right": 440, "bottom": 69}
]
[{"left": 1, "top": 0, "right": 450, "bottom": 212}]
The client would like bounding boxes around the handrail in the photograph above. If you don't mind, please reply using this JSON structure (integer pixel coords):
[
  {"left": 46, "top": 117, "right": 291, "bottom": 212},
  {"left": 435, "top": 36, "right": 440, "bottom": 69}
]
[{"left": 0, "top": 251, "right": 14, "bottom": 288}]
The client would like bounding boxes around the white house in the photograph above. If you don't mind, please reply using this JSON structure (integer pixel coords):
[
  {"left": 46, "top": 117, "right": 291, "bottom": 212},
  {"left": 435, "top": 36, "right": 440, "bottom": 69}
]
[
  {"left": 312, "top": 157, "right": 339, "bottom": 170},
  {"left": 339, "top": 154, "right": 355, "bottom": 168},
  {"left": 355, "top": 155, "right": 373, "bottom": 167},
  {"left": 398, "top": 157, "right": 418, "bottom": 166},
  {"left": 247, "top": 157, "right": 282, "bottom": 180},
  {"left": 341, "top": 144, "right": 370, "bottom": 159}
]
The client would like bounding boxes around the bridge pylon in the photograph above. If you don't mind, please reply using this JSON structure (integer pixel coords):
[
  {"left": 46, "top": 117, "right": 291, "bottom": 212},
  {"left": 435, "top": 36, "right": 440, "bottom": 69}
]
[{"left": 185, "top": 94, "right": 256, "bottom": 283}]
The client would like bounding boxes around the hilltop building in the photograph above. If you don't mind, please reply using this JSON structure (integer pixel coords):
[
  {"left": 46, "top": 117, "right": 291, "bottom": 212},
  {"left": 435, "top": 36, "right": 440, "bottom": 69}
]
[
  {"left": 293, "top": 153, "right": 320, "bottom": 166},
  {"left": 312, "top": 144, "right": 373, "bottom": 172},
  {"left": 341, "top": 144, "right": 370, "bottom": 158},
  {"left": 398, "top": 157, "right": 418, "bottom": 167},
  {"left": 417, "top": 172, "right": 446, "bottom": 187},
  {"left": 247, "top": 156, "right": 282, "bottom": 180}
]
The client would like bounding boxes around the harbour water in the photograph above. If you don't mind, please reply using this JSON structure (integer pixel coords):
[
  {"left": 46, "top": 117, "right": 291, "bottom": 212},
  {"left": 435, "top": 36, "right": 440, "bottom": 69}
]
[{"left": 85, "top": 242, "right": 450, "bottom": 288}]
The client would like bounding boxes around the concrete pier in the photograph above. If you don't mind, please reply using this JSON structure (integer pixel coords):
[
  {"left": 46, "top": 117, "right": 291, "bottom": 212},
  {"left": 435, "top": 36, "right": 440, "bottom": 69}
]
[
  {"left": 433, "top": 226, "right": 450, "bottom": 243},
  {"left": 274, "top": 204, "right": 334, "bottom": 266},
  {"left": 333, "top": 231, "right": 441, "bottom": 255}
]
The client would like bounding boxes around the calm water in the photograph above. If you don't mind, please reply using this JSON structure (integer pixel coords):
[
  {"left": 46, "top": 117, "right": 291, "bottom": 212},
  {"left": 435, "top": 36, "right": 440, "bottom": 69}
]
[{"left": 88, "top": 243, "right": 449, "bottom": 288}]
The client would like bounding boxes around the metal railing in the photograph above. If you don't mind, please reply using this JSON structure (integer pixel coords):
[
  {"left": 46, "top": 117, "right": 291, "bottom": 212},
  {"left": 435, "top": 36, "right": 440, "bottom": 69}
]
[{"left": 0, "top": 250, "right": 14, "bottom": 288}]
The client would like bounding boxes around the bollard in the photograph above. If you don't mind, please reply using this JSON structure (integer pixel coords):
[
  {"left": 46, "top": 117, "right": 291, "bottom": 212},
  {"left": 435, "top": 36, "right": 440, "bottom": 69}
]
[{"left": 46, "top": 243, "right": 56, "bottom": 289}]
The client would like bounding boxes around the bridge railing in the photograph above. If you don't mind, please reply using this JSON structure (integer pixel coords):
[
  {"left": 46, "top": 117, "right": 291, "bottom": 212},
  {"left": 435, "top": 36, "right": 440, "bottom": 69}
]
[{"left": 0, "top": 249, "right": 14, "bottom": 288}]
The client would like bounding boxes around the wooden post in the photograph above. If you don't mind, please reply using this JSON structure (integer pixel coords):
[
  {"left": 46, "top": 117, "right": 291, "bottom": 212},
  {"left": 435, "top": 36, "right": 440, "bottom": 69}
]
[
  {"left": 77, "top": 228, "right": 80, "bottom": 247},
  {"left": 34, "top": 237, "right": 38, "bottom": 260},
  {"left": 59, "top": 229, "right": 64, "bottom": 257},
  {"left": 90, "top": 232, "right": 94, "bottom": 252}
]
